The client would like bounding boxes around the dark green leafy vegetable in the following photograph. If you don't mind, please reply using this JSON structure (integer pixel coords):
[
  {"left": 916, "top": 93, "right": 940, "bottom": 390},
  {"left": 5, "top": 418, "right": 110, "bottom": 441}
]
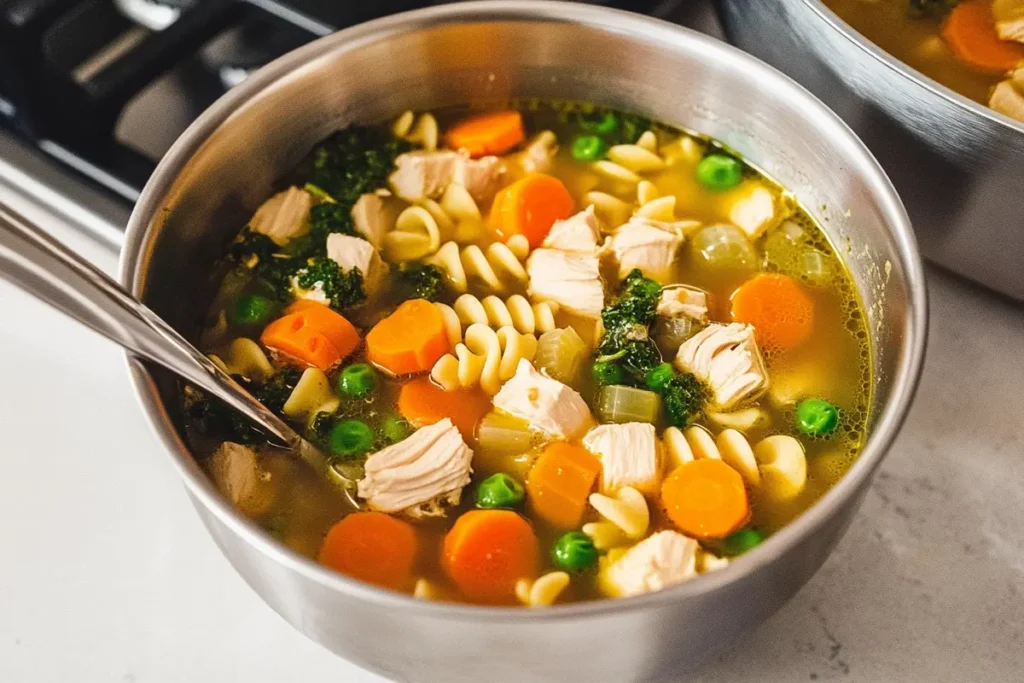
[
  {"left": 308, "top": 203, "right": 357, "bottom": 244},
  {"left": 795, "top": 398, "right": 840, "bottom": 437},
  {"left": 306, "top": 126, "right": 411, "bottom": 212},
  {"left": 395, "top": 262, "right": 446, "bottom": 303},
  {"left": 660, "top": 373, "right": 707, "bottom": 428},
  {"left": 552, "top": 531, "right": 599, "bottom": 572},
  {"left": 475, "top": 473, "right": 526, "bottom": 509},
  {"left": 295, "top": 256, "right": 366, "bottom": 310},
  {"left": 308, "top": 411, "right": 334, "bottom": 445},
  {"left": 253, "top": 367, "right": 304, "bottom": 414},
  {"left": 183, "top": 367, "right": 302, "bottom": 444},
  {"left": 327, "top": 419, "right": 375, "bottom": 459},
  {"left": 596, "top": 269, "right": 663, "bottom": 384},
  {"left": 338, "top": 363, "right": 378, "bottom": 398}
]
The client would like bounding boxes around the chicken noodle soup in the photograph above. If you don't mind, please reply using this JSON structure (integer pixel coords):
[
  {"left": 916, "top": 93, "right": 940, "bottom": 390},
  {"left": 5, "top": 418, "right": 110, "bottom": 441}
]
[
  {"left": 821, "top": 0, "right": 1024, "bottom": 122},
  {"left": 185, "top": 103, "right": 871, "bottom": 606}
]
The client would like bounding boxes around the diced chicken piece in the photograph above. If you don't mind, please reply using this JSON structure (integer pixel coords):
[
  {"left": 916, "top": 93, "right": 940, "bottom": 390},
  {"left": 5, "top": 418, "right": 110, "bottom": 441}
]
[
  {"left": 248, "top": 186, "right": 312, "bottom": 246},
  {"left": 357, "top": 418, "right": 473, "bottom": 518},
  {"left": 515, "top": 131, "right": 558, "bottom": 174},
  {"left": 351, "top": 192, "right": 396, "bottom": 248},
  {"left": 582, "top": 422, "right": 662, "bottom": 495},
  {"left": 389, "top": 150, "right": 506, "bottom": 204},
  {"left": 210, "top": 443, "right": 276, "bottom": 518},
  {"left": 526, "top": 249, "right": 604, "bottom": 318},
  {"left": 994, "top": 0, "right": 1024, "bottom": 42},
  {"left": 723, "top": 181, "right": 777, "bottom": 239},
  {"left": 326, "top": 233, "right": 387, "bottom": 292},
  {"left": 493, "top": 359, "right": 594, "bottom": 439},
  {"left": 675, "top": 322, "right": 768, "bottom": 410},
  {"left": 542, "top": 206, "right": 602, "bottom": 253},
  {"left": 289, "top": 276, "right": 330, "bottom": 305},
  {"left": 657, "top": 285, "right": 709, "bottom": 323},
  {"left": 599, "top": 530, "right": 698, "bottom": 597},
  {"left": 602, "top": 217, "right": 685, "bottom": 283},
  {"left": 990, "top": 75, "right": 1024, "bottom": 124}
]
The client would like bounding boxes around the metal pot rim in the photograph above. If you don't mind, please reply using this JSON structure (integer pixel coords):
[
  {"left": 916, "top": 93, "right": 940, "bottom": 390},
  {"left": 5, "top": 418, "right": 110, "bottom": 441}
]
[
  {"left": 119, "top": 1, "right": 928, "bottom": 621},
  {"left": 800, "top": 0, "right": 1024, "bottom": 135}
]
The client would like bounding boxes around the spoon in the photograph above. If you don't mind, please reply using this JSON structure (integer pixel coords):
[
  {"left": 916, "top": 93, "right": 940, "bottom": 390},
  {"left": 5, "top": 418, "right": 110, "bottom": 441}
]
[{"left": 0, "top": 202, "right": 360, "bottom": 508}]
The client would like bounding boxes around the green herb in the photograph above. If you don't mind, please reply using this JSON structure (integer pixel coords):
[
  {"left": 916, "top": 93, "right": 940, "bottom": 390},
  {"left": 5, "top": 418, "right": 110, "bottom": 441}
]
[
  {"left": 395, "top": 262, "right": 446, "bottom": 303},
  {"left": 659, "top": 372, "right": 707, "bottom": 428},
  {"left": 294, "top": 256, "right": 366, "bottom": 310},
  {"left": 596, "top": 269, "right": 663, "bottom": 384}
]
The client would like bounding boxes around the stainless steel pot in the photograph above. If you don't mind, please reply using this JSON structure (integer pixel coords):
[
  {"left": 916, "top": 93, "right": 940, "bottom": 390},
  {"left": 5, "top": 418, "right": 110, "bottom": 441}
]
[
  {"left": 717, "top": 0, "right": 1024, "bottom": 301},
  {"left": 118, "top": 3, "right": 926, "bottom": 681}
]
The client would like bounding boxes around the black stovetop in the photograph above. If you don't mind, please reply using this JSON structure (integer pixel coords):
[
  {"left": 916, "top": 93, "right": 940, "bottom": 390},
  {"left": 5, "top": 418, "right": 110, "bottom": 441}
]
[{"left": 0, "top": 0, "right": 677, "bottom": 204}]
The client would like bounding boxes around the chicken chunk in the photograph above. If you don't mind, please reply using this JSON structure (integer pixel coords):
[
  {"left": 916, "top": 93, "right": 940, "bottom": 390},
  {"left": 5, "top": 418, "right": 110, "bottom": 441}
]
[
  {"left": 602, "top": 217, "right": 686, "bottom": 283},
  {"left": 210, "top": 442, "right": 276, "bottom": 518},
  {"left": 389, "top": 150, "right": 506, "bottom": 204},
  {"left": 513, "top": 130, "right": 558, "bottom": 175},
  {"left": 357, "top": 418, "right": 473, "bottom": 519},
  {"left": 351, "top": 192, "right": 395, "bottom": 248},
  {"left": 722, "top": 180, "right": 777, "bottom": 239},
  {"left": 994, "top": 0, "right": 1024, "bottom": 42},
  {"left": 657, "top": 285, "right": 709, "bottom": 323},
  {"left": 990, "top": 70, "right": 1024, "bottom": 123},
  {"left": 582, "top": 422, "right": 662, "bottom": 494},
  {"left": 599, "top": 531, "right": 699, "bottom": 598},
  {"left": 493, "top": 359, "right": 594, "bottom": 439},
  {"left": 526, "top": 249, "right": 604, "bottom": 318},
  {"left": 542, "top": 206, "right": 602, "bottom": 253},
  {"left": 675, "top": 322, "right": 768, "bottom": 410},
  {"left": 248, "top": 186, "right": 312, "bottom": 246}
]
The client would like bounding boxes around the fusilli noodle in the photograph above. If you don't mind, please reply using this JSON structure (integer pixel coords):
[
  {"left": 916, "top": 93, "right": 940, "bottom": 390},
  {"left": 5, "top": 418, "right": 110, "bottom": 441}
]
[
  {"left": 208, "top": 338, "right": 274, "bottom": 383},
  {"left": 452, "top": 293, "right": 558, "bottom": 336},
  {"left": 425, "top": 234, "right": 530, "bottom": 294},
  {"left": 429, "top": 323, "right": 537, "bottom": 395},
  {"left": 585, "top": 486, "right": 649, "bottom": 548},
  {"left": 515, "top": 571, "right": 570, "bottom": 607},
  {"left": 392, "top": 110, "right": 439, "bottom": 151},
  {"left": 282, "top": 367, "right": 340, "bottom": 425}
]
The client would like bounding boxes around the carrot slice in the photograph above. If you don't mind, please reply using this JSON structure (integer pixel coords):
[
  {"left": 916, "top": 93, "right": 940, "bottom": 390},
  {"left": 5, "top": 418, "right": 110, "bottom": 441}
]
[
  {"left": 942, "top": 0, "right": 1024, "bottom": 74},
  {"left": 661, "top": 459, "right": 750, "bottom": 540},
  {"left": 397, "top": 376, "right": 491, "bottom": 440},
  {"left": 318, "top": 512, "right": 418, "bottom": 591},
  {"left": 260, "top": 301, "right": 360, "bottom": 371},
  {"left": 365, "top": 299, "right": 451, "bottom": 376},
  {"left": 446, "top": 110, "right": 525, "bottom": 158},
  {"left": 730, "top": 273, "right": 814, "bottom": 354},
  {"left": 526, "top": 442, "right": 602, "bottom": 529},
  {"left": 442, "top": 509, "right": 539, "bottom": 604},
  {"left": 490, "top": 173, "right": 575, "bottom": 249}
]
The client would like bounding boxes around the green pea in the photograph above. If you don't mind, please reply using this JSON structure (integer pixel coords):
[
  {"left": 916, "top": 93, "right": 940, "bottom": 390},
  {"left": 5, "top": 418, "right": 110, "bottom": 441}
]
[
  {"left": 381, "top": 414, "right": 411, "bottom": 444},
  {"left": 578, "top": 110, "right": 618, "bottom": 135},
  {"left": 552, "top": 531, "right": 599, "bottom": 572},
  {"left": 723, "top": 528, "right": 764, "bottom": 556},
  {"left": 571, "top": 135, "right": 607, "bottom": 162},
  {"left": 327, "top": 420, "right": 374, "bottom": 459},
  {"left": 696, "top": 153, "right": 743, "bottom": 191},
  {"left": 228, "top": 294, "right": 274, "bottom": 326},
  {"left": 338, "top": 363, "right": 377, "bottom": 398},
  {"left": 592, "top": 361, "right": 624, "bottom": 386},
  {"left": 476, "top": 473, "right": 526, "bottom": 509},
  {"left": 795, "top": 398, "right": 840, "bottom": 437},
  {"left": 645, "top": 362, "right": 676, "bottom": 393}
]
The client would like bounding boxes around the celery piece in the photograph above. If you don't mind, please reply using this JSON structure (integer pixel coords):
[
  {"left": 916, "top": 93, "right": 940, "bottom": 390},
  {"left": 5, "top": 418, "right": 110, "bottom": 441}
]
[
  {"left": 534, "top": 327, "right": 588, "bottom": 385},
  {"left": 477, "top": 411, "right": 534, "bottom": 455},
  {"left": 596, "top": 385, "right": 661, "bottom": 424}
]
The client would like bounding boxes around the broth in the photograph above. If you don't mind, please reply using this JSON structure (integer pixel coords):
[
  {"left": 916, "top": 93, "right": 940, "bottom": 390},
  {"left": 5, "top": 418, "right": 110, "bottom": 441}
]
[{"left": 183, "top": 102, "right": 871, "bottom": 606}]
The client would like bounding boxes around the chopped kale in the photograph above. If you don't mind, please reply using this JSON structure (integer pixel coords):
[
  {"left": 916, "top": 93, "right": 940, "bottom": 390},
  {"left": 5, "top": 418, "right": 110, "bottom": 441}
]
[
  {"left": 229, "top": 230, "right": 278, "bottom": 267},
  {"left": 253, "top": 367, "right": 303, "bottom": 414},
  {"left": 660, "top": 372, "right": 708, "bottom": 428},
  {"left": 597, "top": 269, "right": 662, "bottom": 383},
  {"left": 306, "top": 126, "right": 410, "bottom": 210},
  {"left": 308, "top": 411, "right": 334, "bottom": 446},
  {"left": 395, "top": 262, "right": 446, "bottom": 303},
  {"left": 309, "top": 202, "right": 356, "bottom": 244},
  {"left": 183, "top": 367, "right": 303, "bottom": 444},
  {"left": 295, "top": 256, "right": 366, "bottom": 310}
]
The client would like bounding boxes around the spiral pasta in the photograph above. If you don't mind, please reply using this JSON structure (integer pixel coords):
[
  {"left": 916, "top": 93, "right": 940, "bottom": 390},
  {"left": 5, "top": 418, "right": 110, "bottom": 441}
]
[
  {"left": 282, "top": 367, "right": 340, "bottom": 425},
  {"left": 429, "top": 323, "right": 537, "bottom": 395},
  {"left": 425, "top": 234, "right": 530, "bottom": 294},
  {"left": 583, "top": 486, "right": 649, "bottom": 550},
  {"left": 392, "top": 110, "right": 439, "bottom": 151},
  {"left": 452, "top": 293, "right": 558, "bottom": 336},
  {"left": 515, "top": 571, "right": 570, "bottom": 607},
  {"left": 208, "top": 338, "right": 273, "bottom": 383}
]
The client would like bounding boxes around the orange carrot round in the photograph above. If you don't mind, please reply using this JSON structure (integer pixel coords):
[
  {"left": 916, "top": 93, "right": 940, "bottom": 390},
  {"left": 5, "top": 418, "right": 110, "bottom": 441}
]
[
  {"left": 318, "top": 512, "right": 418, "bottom": 591},
  {"left": 661, "top": 459, "right": 750, "bottom": 540},
  {"left": 442, "top": 509, "right": 539, "bottom": 604},
  {"left": 446, "top": 110, "right": 525, "bottom": 158},
  {"left": 526, "top": 442, "right": 602, "bottom": 529},
  {"left": 491, "top": 173, "right": 575, "bottom": 249},
  {"left": 260, "top": 301, "right": 360, "bottom": 371},
  {"left": 397, "top": 376, "right": 491, "bottom": 440},
  {"left": 730, "top": 273, "right": 814, "bottom": 353},
  {"left": 942, "top": 0, "right": 1024, "bottom": 74},
  {"left": 365, "top": 299, "right": 450, "bottom": 376}
]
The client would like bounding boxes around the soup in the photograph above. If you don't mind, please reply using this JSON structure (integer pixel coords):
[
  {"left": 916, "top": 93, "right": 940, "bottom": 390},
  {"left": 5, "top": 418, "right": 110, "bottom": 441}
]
[
  {"left": 821, "top": 0, "right": 1024, "bottom": 121},
  {"left": 183, "top": 102, "right": 871, "bottom": 606}
]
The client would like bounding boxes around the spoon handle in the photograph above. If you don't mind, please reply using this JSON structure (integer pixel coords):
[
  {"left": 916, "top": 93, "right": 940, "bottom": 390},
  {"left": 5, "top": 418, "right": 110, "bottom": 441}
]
[{"left": 0, "top": 202, "right": 296, "bottom": 447}]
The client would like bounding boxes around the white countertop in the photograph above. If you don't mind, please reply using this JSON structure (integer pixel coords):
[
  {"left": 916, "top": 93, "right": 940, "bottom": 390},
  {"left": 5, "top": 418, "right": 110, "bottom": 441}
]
[{"left": 2, "top": 191, "right": 1022, "bottom": 683}]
